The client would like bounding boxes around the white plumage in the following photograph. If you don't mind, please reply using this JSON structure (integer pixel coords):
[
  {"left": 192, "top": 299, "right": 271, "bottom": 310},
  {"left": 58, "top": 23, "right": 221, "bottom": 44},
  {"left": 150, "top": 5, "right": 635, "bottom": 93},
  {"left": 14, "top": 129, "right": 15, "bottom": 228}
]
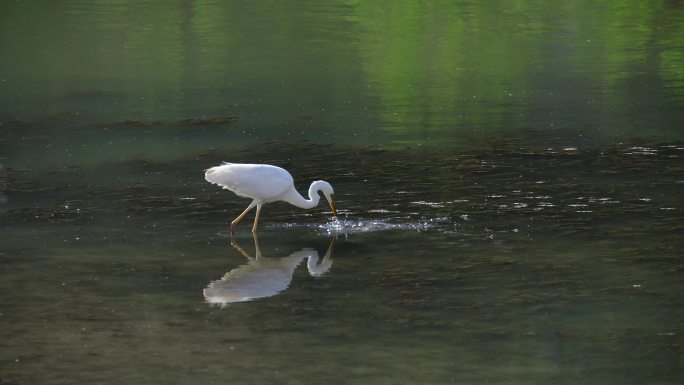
[{"left": 205, "top": 163, "right": 336, "bottom": 233}]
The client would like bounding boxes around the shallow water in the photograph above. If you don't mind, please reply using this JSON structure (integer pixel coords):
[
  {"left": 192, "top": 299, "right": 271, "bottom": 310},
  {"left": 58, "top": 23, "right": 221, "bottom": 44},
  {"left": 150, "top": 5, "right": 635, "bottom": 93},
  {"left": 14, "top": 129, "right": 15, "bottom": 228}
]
[
  {"left": 2, "top": 1, "right": 684, "bottom": 385},
  {"left": 2, "top": 140, "right": 682, "bottom": 384}
]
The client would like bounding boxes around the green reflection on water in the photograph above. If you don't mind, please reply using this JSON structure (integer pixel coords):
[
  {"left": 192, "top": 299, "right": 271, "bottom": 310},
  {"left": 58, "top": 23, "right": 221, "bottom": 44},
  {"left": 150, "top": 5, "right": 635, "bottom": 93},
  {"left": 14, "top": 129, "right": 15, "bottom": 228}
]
[
  {"left": 354, "top": 0, "right": 684, "bottom": 139},
  {"left": 1, "top": 0, "right": 683, "bottom": 146}
]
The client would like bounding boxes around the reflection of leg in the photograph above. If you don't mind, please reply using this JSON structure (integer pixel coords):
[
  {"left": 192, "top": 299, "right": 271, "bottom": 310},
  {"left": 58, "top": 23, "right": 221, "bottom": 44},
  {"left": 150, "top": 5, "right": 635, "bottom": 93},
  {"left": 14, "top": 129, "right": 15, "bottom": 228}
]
[
  {"left": 231, "top": 201, "right": 256, "bottom": 234},
  {"left": 230, "top": 237, "right": 252, "bottom": 259},
  {"left": 251, "top": 203, "right": 262, "bottom": 233},
  {"left": 251, "top": 232, "right": 263, "bottom": 260}
]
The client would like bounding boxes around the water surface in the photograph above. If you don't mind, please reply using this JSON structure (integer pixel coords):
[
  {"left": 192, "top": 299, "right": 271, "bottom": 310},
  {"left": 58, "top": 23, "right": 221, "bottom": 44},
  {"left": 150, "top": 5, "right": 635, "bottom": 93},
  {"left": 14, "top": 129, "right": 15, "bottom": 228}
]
[{"left": 1, "top": 1, "right": 683, "bottom": 384}]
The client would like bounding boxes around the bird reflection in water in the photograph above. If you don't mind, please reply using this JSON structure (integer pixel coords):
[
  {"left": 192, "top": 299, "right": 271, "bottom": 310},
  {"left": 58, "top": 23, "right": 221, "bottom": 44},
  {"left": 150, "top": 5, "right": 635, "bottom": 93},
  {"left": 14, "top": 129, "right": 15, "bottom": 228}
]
[{"left": 204, "top": 235, "right": 335, "bottom": 306}]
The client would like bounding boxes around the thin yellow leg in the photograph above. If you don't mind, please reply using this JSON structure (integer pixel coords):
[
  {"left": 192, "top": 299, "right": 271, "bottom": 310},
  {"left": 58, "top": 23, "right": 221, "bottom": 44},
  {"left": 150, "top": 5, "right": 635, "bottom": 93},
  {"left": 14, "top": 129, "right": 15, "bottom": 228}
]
[
  {"left": 251, "top": 203, "right": 262, "bottom": 233},
  {"left": 231, "top": 202, "right": 255, "bottom": 234}
]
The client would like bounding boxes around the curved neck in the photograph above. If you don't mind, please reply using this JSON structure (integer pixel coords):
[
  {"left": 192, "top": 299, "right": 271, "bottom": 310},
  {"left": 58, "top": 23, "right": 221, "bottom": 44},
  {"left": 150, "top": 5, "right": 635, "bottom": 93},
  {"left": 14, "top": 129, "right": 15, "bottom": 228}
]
[{"left": 282, "top": 182, "right": 322, "bottom": 209}]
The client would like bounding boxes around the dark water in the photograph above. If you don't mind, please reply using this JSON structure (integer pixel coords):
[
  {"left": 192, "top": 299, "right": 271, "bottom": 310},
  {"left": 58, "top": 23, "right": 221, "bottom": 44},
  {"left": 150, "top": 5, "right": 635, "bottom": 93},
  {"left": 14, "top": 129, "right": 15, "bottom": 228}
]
[{"left": 1, "top": 1, "right": 683, "bottom": 384}]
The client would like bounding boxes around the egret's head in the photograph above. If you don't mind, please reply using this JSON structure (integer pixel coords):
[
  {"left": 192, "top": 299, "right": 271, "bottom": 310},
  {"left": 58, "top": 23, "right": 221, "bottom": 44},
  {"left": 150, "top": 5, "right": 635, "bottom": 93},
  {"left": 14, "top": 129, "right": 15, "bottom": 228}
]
[{"left": 313, "top": 180, "right": 337, "bottom": 216}]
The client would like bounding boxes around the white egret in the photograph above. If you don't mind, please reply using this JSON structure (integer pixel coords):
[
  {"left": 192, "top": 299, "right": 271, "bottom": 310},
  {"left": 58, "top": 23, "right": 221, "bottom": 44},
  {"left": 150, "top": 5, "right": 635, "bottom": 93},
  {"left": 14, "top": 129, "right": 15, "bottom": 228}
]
[{"left": 205, "top": 163, "right": 337, "bottom": 233}]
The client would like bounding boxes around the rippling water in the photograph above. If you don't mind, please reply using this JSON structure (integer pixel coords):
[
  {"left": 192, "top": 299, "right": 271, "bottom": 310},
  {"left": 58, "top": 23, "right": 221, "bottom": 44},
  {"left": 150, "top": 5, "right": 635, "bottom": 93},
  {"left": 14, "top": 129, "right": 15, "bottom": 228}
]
[
  {"left": 1, "top": 1, "right": 683, "bottom": 384},
  {"left": 2, "top": 138, "right": 682, "bottom": 384}
]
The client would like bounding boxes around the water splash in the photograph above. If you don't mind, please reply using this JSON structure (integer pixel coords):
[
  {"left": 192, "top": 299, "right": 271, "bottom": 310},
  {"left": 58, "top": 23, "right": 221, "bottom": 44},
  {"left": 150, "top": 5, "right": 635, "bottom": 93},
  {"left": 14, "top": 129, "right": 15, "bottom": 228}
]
[
  {"left": 269, "top": 216, "right": 449, "bottom": 235},
  {"left": 319, "top": 216, "right": 449, "bottom": 235}
]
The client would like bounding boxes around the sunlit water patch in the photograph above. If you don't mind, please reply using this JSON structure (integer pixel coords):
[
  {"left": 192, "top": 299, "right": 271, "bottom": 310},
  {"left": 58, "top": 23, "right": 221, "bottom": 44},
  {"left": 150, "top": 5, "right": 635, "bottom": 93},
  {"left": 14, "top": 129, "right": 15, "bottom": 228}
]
[{"left": 269, "top": 216, "right": 451, "bottom": 235}]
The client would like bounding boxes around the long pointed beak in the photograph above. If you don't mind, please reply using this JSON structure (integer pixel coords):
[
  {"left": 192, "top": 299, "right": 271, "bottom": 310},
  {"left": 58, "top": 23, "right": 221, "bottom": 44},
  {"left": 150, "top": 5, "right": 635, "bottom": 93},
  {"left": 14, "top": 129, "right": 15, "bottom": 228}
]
[{"left": 330, "top": 196, "right": 337, "bottom": 217}]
